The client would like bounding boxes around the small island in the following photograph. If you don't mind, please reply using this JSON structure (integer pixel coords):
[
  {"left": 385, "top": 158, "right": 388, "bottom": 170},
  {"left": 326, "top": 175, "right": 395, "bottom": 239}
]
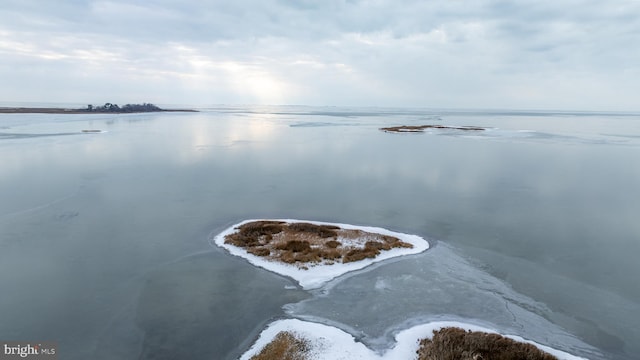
[
  {"left": 0, "top": 102, "right": 197, "bottom": 114},
  {"left": 380, "top": 124, "right": 486, "bottom": 133},
  {"left": 213, "top": 219, "right": 429, "bottom": 289}
]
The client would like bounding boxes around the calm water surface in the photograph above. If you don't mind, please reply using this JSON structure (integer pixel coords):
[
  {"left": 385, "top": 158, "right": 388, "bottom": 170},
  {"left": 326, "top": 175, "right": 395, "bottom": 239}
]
[{"left": 0, "top": 107, "right": 639, "bottom": 359}]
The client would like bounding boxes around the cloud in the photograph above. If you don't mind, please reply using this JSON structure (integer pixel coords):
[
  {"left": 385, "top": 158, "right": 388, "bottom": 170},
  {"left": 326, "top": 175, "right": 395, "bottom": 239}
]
[{"left": 1, "top": 0, "right": 639, "bottom": 109}]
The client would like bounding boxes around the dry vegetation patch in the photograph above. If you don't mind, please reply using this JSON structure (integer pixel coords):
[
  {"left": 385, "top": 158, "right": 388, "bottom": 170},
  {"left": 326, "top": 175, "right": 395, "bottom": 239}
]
[
  {"left": 417, "top": 327, "right": 558, "bottom": 360},
  {"left": 380, "top": 125, "right": 486, "bottom": 133},
  {"left": 224, "top": 221, "right": 413, "bottom": 267},
  {"left": 250, "top": 331, "right": 311, "bottom": 360}
]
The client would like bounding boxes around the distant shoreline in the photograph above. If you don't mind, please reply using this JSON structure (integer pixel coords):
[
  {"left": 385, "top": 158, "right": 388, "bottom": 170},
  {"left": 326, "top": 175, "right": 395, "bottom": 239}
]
[{"left": 0, "top": 107, "right": 198, "bottom": 114}]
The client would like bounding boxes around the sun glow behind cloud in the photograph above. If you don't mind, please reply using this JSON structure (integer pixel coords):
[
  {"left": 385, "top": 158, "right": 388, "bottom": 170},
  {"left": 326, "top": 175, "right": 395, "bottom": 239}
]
[{"left": 167, "top": 44, "right": 293, "bottom": 104}]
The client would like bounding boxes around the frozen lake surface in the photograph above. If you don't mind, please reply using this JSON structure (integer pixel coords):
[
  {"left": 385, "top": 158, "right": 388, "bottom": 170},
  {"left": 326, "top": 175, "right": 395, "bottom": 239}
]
[{"left": 1, "top": 106, "right": 639, "bottom": 359}]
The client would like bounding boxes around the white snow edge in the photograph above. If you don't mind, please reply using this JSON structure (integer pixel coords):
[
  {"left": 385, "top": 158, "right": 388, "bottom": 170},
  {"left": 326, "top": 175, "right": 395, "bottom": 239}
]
[
  {"left": 240, "top": 319, "right": 587, "bottom": 360},
  {"left": 213, "top": 219, "right": 429, "bottom": 290}
]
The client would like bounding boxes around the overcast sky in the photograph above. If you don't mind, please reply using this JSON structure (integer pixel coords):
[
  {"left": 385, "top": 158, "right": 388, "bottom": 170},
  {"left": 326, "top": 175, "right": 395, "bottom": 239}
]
[{"left": 1, "top": 0, "right": 639, "bottom": 110}]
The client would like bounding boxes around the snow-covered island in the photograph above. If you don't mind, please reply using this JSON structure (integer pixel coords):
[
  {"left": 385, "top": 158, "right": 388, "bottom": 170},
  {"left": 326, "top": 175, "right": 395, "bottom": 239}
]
[
  {"left": 212, "top": 219, "right": 429, "bottom": 289},
  {"left": 241, "top": 319, "right": 586, "bottom": 360}
]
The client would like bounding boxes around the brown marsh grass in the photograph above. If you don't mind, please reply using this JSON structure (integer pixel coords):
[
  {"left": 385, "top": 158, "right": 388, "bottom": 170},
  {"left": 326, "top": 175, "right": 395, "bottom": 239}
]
[
  {"left": 224, "top": 221, "right": 413, "bottom": 267},
  {"left": 417, "top": 327, "right": 558, "bottom": 360},
  {"left": 249, "top": 331, "right": 310, "bottom": 360}
]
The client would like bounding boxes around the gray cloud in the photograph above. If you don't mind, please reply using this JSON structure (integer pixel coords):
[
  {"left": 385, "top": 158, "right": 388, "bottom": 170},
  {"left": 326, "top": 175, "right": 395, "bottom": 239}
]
[{"left": 1, "top": 0, "right": 639, "bottom": 109}]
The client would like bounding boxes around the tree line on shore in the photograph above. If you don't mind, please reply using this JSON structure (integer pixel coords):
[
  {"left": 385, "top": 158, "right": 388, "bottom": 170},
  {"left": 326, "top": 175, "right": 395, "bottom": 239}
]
[{"left": 83, "top": 103, "right": 162, "bottom": 113}]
